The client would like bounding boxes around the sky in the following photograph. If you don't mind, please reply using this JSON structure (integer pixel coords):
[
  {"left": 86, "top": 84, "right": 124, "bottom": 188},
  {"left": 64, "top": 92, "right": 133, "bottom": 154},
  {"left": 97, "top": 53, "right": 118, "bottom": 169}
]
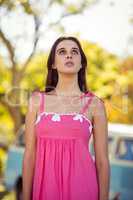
[
  {"left": 41, "top": 0, "right": 133, "bottom": 57},
  {"left": 0, "top": 0, "right": 132, "bottom": 63}
]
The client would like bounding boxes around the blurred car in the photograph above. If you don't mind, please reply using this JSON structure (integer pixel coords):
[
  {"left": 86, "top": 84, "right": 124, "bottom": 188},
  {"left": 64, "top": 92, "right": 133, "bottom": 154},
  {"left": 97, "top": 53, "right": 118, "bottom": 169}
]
[
  {"left": 108, "top": 123, "right": 133, "bottom": 200},
  {"left": 3, "top": 123, "right": 133, "bottom": 200},
  {"left": 90, "top": 123, "right": 133, "bottom": 200},
  {"left": 3, "top": 125, "right": 25, "bottom": 200}
]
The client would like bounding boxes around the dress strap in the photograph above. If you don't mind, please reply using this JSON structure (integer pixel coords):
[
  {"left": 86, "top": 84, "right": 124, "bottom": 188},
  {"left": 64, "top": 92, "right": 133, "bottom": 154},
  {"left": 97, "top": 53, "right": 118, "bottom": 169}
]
[
  {"left": 80, "top": 91, "right": 94, "bottom": 114},
  {"left": 40, "top": 92, "right": 44, "bottom": 113}
]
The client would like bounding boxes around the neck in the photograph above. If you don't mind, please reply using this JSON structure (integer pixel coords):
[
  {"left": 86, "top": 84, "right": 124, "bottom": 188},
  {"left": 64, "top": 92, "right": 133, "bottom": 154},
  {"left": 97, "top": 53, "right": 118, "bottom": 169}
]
[{"left": 54, "top": 73, "right": 83, "bottom": 96}]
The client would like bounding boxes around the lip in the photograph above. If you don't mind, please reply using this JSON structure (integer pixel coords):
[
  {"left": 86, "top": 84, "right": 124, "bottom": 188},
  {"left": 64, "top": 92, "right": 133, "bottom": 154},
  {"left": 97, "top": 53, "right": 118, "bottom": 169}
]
[{"left": 65, "top": 61, "right": 74, "bottom": 66}]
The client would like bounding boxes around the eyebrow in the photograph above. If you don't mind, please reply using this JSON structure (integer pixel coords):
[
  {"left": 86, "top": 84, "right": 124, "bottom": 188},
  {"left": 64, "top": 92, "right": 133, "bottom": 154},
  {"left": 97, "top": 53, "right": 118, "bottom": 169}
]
[{"left": 56, "top": 47, "right": 79, "bottom": 53}]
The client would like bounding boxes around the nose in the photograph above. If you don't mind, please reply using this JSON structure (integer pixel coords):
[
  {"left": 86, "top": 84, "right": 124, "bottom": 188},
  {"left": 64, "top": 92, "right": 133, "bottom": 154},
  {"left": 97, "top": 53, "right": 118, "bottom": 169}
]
[{"left": 66, "top": 54, "right": 72, "bottom": 59}]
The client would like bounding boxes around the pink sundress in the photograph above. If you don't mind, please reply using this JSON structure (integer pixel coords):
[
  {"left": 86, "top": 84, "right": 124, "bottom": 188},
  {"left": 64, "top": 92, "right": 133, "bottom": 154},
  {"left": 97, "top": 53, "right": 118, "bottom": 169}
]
[{"left": 32, "top": 91, "right": 99, "bottom": 200}]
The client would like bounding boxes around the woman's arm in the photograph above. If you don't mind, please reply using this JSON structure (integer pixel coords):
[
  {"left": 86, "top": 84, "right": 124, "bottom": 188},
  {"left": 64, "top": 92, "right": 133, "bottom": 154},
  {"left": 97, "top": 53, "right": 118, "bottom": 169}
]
[
  {"left": 22, "top": 93, "right": 39, "bottom": 200},
  {"left": 92, "top": 97, "right": 110, "bottom": 200}
]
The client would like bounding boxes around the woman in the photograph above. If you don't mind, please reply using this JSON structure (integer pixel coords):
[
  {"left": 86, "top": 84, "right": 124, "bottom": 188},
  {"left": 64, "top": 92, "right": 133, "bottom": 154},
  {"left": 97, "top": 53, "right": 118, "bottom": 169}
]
[{"left": 22, "top": 36, "right": 110, "bottom": 200}]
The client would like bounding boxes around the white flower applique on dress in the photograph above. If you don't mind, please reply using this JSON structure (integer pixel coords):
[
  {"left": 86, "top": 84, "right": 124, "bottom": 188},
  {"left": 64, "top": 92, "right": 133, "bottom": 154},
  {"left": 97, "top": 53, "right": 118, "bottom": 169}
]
[
  {"left": 51, "top": 113, "right": 83, "bottom": 123},
  {"left": 73, "top": 114, "right": 83, "bottom": 123},
  {"left": 51, "top": 113, "right": 61, "bottom": 122},
  {"left": 35, "top": 112, "right": 86, "bottom": 125}
]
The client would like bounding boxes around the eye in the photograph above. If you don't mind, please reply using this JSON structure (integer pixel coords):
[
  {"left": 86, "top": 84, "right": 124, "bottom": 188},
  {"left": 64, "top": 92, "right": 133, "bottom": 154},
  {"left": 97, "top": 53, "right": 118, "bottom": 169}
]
[
  {"left": 58, "top": 50, "right": 66, "bottom": 55},
  {"left": 72, "top": 49, "right": 79, "bottom": 55}
]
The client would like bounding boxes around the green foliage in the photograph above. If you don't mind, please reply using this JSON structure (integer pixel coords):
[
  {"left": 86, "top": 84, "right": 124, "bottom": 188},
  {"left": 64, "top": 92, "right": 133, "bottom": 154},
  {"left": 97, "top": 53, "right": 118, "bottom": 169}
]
[
  {"left": 66, "top": 4, "right": 80, "bottom": 14},
  {"left": 57, "top": 0, "right": 65, "bottom": 4},
  {"left": 21, "top": 53, "right": 48, "bottom": 90},
  {"left": 20, "top": 1, "right": 34, "bottom": 14},
  {"left": 0, "top": 0, "right": 15, "bottom": 9},
  {"left": 0, "top": 148, "right": 7, "bottom": 177},
  {"left": 81, "top": 40, "right": 133, "bottom": 124},
  {"left": 0, "top": 63, "right": 11, "bottom": 93},
  {"left": 0, "top": 0, "right": 34, "bottom": 14}
]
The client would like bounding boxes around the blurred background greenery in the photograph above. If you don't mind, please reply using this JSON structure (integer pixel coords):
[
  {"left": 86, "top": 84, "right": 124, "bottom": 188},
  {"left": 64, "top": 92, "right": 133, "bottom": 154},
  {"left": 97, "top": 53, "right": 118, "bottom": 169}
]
[{"left": 0, "top": 0, "right": 132, "bottom": 199}]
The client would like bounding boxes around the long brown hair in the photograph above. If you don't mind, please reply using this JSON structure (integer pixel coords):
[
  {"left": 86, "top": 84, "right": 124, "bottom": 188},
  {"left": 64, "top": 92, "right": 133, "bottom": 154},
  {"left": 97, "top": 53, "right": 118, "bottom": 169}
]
[{"left": 45, "top": 36, "right": 88, "bottom": 93}]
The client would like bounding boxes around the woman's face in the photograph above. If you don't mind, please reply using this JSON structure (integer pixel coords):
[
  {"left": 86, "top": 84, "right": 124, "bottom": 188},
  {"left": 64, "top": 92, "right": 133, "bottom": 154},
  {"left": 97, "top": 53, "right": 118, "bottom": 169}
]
[{"left": 53, "top": 40, "right": 82, "bottom": 74}]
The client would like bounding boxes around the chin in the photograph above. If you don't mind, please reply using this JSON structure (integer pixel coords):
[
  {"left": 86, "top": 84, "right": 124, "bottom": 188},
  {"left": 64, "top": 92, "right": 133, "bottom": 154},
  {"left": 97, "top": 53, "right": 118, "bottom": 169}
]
[{"left": 58, "top": 69, "right": 77, "bottom": 74}]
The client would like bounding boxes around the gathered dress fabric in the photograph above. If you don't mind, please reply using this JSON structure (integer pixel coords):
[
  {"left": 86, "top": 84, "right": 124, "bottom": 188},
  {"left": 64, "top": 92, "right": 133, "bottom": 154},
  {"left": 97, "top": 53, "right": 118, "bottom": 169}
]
[{"left": 32, "top": 91, "right": 99, "bottom": 200}]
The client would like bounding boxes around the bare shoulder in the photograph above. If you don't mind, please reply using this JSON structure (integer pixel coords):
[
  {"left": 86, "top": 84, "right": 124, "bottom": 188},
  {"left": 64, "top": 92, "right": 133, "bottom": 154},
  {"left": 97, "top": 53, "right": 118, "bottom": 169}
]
[
  {"left": 90, "top": 94, "right": 108, "bottom": 134},
  {"left": 28, "top": 91, "right": 41, "bottom": 113},
  {"left": 91, "top": 94, "right": 106, "bottom": 117}
]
